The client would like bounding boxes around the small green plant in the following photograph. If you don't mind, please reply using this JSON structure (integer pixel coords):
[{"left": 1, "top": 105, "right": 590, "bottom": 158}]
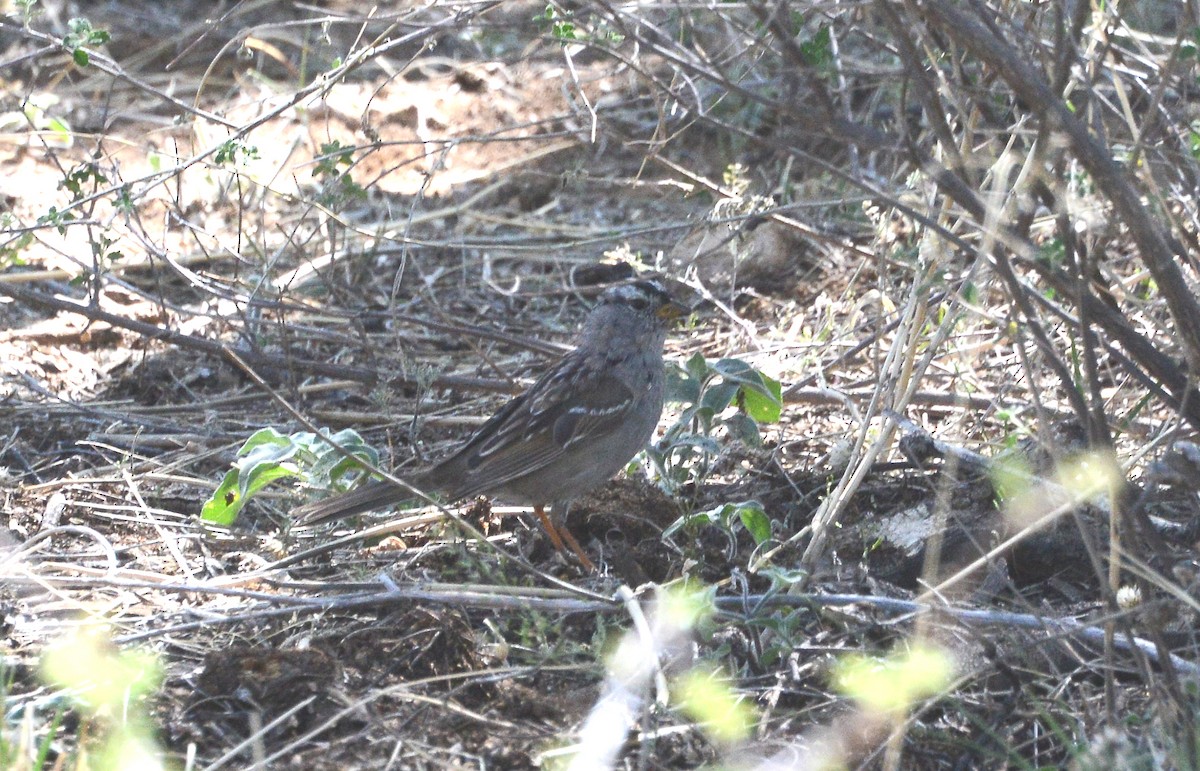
[
  {"left": 312, "top": 141, "right": 366, "bottom": 209},
  {"left": 529, "top": 5, "right": 622, "bottom": 45},
  {"left": 533, "top": 5, "right": 578, "bottom": 42},
  {"left": 36, "top": 206, "right": 75, "bottom": 235},
  {"left": 1037, "top": 237, "right": 1065, "bottom": 269},
  {"left": 663, "top": 500, "right": 772, "bottom": 550},
  {"left": 202, "top": 427, "right": 379, "bottom": 526},
  {"left": 61, "top": 17, "right": 109, "bottom": 67},
  {"left": 649, "top": 354, "right": 782, "bottom": 496},
  {"left": 213, "top": 138, "right": 259, "bottom": 165},
  {"left": 735, "top": 579, "right": 812, "bottom": 667},
  {"left": 312, "top": 140, "right": 355, "bottom": 177},
  {"left": 0, "top": 214, "right": 32, "bottom": 269},
  {"left": 58, "top": 161, "right": 107, "bottom": 202},
  {"left": 798, "top": 25, "right": 833, "bottom": 69},
  {"left": 89, "top": 232, "right": 123, "bottom": 268},
  {"left": 113, "top": 184, "right": 135, "bottom": 215}
]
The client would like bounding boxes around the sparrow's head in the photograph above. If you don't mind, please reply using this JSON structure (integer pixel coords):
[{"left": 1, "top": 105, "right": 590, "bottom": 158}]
[{"left": 597, "top": 278, "right": 689, "bottom": 322}]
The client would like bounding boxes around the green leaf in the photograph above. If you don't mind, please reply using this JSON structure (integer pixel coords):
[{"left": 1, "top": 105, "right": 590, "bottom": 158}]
[
  {"left": 240, "top": 426, "right": 290, "bottom": 449},
  {"left": 239, "top": 427, "right": 301, "bottom": 463},
  {"left": 759, "top": 565, "right": 809, "bottom": 591},
  {"left": 710, "top": 357, "right": 751, "bottom": 378},
  {"left": 311, "top": 428, "right": 380, "bottom": 488},
  {"left": 664, "top": 500, "right": 770, "bottom": 545},
  {"left": 685, "top": 351, "right": 710, "bottom": 381},
  {"left": 665, "top": 364, "right": 701, "bottom": 404},
  {"left": 201, "top": 468, "right": 241, "bottom": 526},
  {"left": 799, "top": 25, "right": 832, "bottom": 68},
  {"left": 324, "top": 454, "right": 371, "bottom": 485},
  {"left": 201, "top": 429, "right": 304, "bottom": 525},
  {"left": 240, "top": 462, "right": 301, "bottom": 502},
  {"left": 661, "top": 505, "right": 720, "bottom": 541},
  {"left": 691, "top": 405, "right": 717, "bottom": 434},
  {"left": 661, "top": 512, "right": 698, "bottom": 541},
  {"left": 656, "top": 354, "right": 783, "bottom": 496},
  {"left": 740, "top": 373, "right": 782, "bottom": 423},
  {"left": 658, "top": 433, "right": 723, "bottom": 460},
  {"left": 46, "top": 117, "right": 71, "bottom": 143},
  {"left": 711, "top": 359, "right": 782, "bottom": 423},
  {"left": 737, "top": 502, "right": 772, "bottom": 544},
  {"left": 700, "top": 381, "right": 739, "bottom": 414},
  {"left": 63, "top": 18, "right": 108, "bottom": 67}
]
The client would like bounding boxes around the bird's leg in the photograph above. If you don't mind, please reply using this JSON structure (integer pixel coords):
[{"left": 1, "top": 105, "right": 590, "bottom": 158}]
[
  {"left": 534, "top": 504, "right": 596, "bottom": 571},
  {"left": 554, "top": 522, "right": 596, "bottom": 572},
  {"left": 533, "top": 505, "right": 568, "bottom": 552}
]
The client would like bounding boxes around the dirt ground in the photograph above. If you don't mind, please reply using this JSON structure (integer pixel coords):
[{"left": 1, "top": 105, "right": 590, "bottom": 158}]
[{"left": 3, "top": 1, "right": 1200, "bottom": 769}]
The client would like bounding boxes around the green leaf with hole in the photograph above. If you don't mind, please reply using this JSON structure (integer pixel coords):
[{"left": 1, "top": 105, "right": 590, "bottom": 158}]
[
  {"left": 201, "top": 449, "right": 301, "bottom": 526},
  {"left": 202, "top": 427, "right": 378, "bottom": 525},
  {"left": 201, "top": 468, "right": 242, "bottom": 526}
]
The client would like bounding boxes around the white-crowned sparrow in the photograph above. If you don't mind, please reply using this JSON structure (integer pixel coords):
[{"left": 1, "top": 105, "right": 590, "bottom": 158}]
[{"left": 294, "top": 279, "right": 687, "bottom": 568}]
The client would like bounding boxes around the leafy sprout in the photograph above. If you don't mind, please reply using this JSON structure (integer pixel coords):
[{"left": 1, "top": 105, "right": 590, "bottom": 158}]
[
  {"left": 649, "top": 354, "right": 782, "bottom": 496},
  {"left": 202, "top": 427, "right": 379, "bottom": 526},
  {"left": 62, "top": 17, "right": 110, "bottom": 67}
]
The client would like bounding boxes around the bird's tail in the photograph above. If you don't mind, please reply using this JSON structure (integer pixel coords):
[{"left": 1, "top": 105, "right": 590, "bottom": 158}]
[{"left": 292, "top": 472, "right": 434, "bottom": 526}]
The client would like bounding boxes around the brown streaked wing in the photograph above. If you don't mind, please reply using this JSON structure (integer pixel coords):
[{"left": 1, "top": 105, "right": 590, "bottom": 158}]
[{"left": 438, "top": 371, "right": 637, "bottom": 499}]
